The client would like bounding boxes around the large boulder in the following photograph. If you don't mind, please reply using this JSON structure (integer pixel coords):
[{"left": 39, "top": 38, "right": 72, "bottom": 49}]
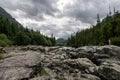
[
  {"left": 0, "top": 67, "right": 33, "bottom": 80},
  {"left": 68, "top": 46, "right": 98, "bottom": 59},
  {"left": 48, "top": 58, "right": 96, "bottom": 75},
  {"left": 96, "top": 45, "right": 120, "bottom": 60},
  {"left": 0, "top": 51, "right": 42, "bottom": 80},
  {"left": 97, "top": 62, "right": 120, "bottom": 80},
  {"left": 93, "top": 45, "right": 120, "bottom": 65},
  {"left": 63, "top": 58, "right": 96, "bottom": 71}
]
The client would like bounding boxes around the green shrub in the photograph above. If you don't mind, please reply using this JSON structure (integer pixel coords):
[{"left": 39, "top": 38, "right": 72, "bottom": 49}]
[
  {"left": 45, "top": 40, "right": 52, "bottom": 46},
  {"left": 99, "top": 42, "right": 104, "bottom": 46},
  {"left": 56, "top": 76, "right": 64, "bottom": 80},
  {"left": 111, "top": 37, "right": 120, "bottom": 46},
  {"left": 0, "top": 34, "right": 12, "bottom": 47},
  {"left": 39, "top": 67, "right": 48, "bottom": 76},
  {"left": 0, "top": 40, "right": 8, "bottom": 47}
]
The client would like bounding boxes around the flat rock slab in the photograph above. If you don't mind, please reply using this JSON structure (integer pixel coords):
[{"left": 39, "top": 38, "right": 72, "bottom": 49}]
[{"left": 0, "top": 51, "right": 42, "bottom": 80}]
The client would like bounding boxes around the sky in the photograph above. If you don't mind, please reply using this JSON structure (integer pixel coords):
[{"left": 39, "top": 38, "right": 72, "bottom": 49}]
[{"left": 0, "top": 0, "right": 120, "bottom": 39}]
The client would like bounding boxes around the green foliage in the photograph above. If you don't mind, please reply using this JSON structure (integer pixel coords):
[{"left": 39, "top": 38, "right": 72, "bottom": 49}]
[
  {"left": 56, "top": 76, "right": 64, "bottom": 80},
  {"left": 45, "top": 40, "right": 52, "bottom": 46},
  {"left": 15, "top": 32, "right": 30, "bottom": 45},
  {"left": 111, "top": 37, "right": 120, "bottom": 46},
  {"left": 50, "top": 37, "right": 56, "bottom": 46},
  {"left": 0, "top": 14, "right": 56, "bottom": 46},
  {"left": 39, "top": 67, "right": 48, "bottom": 76},
  {"left": 31, "top": 32, "right": 46, "bottom": 45},
  {"left": 0, "top": 34, "right": 11, "bottom": 47},
  {"left": 67, "top": 12, "right": 120, "bottom": 47}
]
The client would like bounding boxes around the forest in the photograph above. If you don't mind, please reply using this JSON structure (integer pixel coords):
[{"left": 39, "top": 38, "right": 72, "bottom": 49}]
[
  {"left": 0, "top": 16, "right": 56, "bottom": 47},
  {"left": 1, "top": 6, "right": 120, "bottom": 47},
  {"left": 67, "top": 10, "right": 120, "bottom": 47}
]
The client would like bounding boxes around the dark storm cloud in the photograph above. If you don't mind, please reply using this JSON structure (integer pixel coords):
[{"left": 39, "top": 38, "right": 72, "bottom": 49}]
[
  {"left": 27, "top": 0, "right": 59, "bottom": 18},
  {"left": 0, "top": 0, "right": 59, "bottom": 20},
  {"left": 62, "top": 0, "right": 120, "bottom": 24}
]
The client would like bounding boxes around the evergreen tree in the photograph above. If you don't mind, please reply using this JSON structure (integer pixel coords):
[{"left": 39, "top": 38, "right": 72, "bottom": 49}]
[
  {"left": 15, "top": 32, "right": 30, "bottom": 45},
  {"left": 67, "top": 11, "right": 120, "bottom": 47}
]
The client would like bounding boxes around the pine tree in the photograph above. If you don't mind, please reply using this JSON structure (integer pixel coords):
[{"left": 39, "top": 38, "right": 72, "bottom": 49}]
[
  {"left": 97, "top": 14, "right": 101, "bottom": 27},
  {"left": 67, "top": 10, "right": 120, "bottom": 47}
]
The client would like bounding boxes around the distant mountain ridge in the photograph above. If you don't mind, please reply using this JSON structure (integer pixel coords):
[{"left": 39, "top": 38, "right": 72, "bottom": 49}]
[
  {"left": 56, "top": 38, "right": 67, "bottom": 46},
  {"left": 0, "top": 7, "right": 15, "bottom": 22},
  {"left": 0, "top": 7, "right": 22, "bottom": 27}
]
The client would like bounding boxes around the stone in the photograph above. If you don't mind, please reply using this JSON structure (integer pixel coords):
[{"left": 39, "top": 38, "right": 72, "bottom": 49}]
[
  {"left": 0, "top": 67, "right": 33, "bottom": 80},
  {"left": 96, "top": 45, "right": 120, "bottom": 60},
  {"left": 0, "top": 45, "right": 120, "bottom": 80},
  {"left": 63, "top": 58, "right": 96, "bottom": 70},
  {"left": 81, "top": 74, "right": 101, "bottom": 80},
  {"left": 0, "top": 51, "right": 42, "bottom": 80},
  {"left": 97, "top": 62, "right": 120, "bottom": 80},
  {"left": 30, "top": 76, "right": 55, "bottom": 80}
]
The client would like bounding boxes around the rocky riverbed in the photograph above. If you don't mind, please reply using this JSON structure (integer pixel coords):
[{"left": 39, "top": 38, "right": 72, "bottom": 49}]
[{"left": 0, "top": 45, "right": 120, "bottom": 80}]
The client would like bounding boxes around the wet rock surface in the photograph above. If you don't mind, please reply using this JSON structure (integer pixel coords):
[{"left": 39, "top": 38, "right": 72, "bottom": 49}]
[{"left": 0, "top": 45, "right": 120, "bottom": 80}]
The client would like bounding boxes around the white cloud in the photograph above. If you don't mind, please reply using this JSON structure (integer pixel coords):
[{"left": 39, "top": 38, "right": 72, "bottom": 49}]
[{"left": 0, "top": 0, "right": 120, "bottom": 38}]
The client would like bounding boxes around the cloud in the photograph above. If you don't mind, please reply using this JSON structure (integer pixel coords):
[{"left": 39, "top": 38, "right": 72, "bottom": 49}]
[{"left": 0, "top": 0, "right": 120, "bottom": 38}]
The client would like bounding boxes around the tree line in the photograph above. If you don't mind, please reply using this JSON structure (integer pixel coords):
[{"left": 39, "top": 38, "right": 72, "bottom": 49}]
[
  {"left": 0, "top": 16, "right": 56, "bottom": 47},
  {"left": 67, "top": 10, "right": 120, "bottom": 47}
]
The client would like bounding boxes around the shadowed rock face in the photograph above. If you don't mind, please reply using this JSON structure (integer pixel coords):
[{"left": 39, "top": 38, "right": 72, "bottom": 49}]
[{"left": 0, "top": 45, "right": 120, "bottom": 80}]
